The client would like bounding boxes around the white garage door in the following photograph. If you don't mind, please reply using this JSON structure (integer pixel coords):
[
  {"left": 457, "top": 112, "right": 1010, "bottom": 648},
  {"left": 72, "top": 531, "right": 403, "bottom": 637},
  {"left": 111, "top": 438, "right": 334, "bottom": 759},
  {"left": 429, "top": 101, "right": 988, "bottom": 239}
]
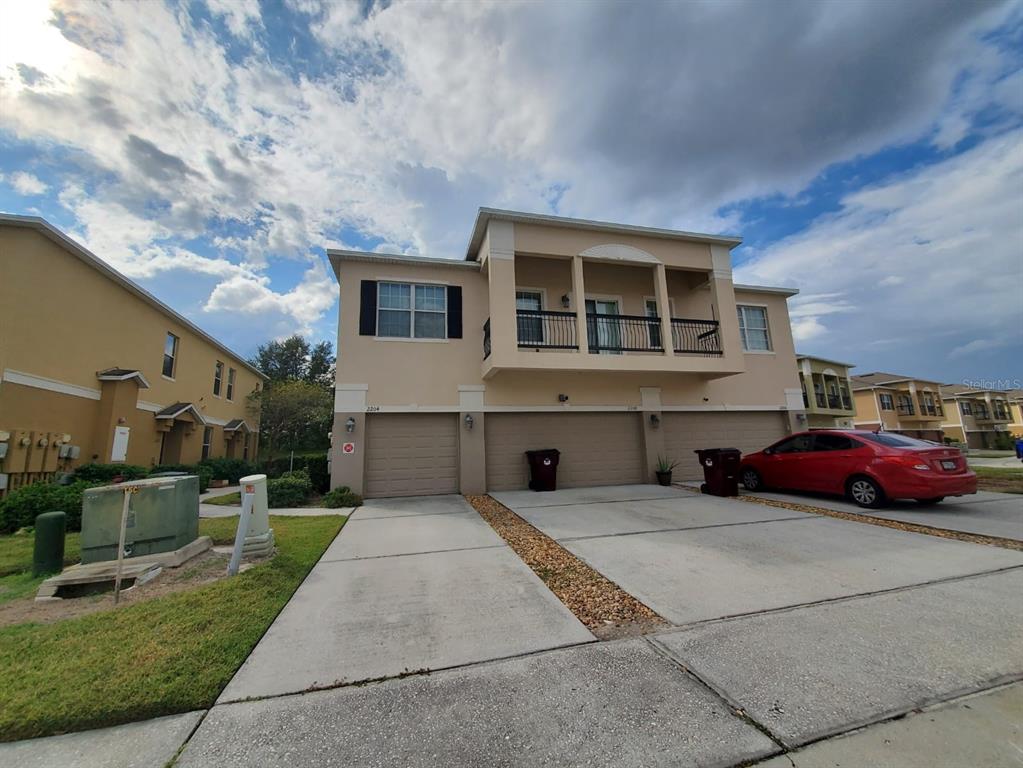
[
  {"left": 365, "top": 413, "right": 458, "bottom": 498},
  {"left": 486, "top": 412, "right": 644, "bottom": 491},
  {"left": 663, "top": 411, "right": 790, "bottom": 482}
]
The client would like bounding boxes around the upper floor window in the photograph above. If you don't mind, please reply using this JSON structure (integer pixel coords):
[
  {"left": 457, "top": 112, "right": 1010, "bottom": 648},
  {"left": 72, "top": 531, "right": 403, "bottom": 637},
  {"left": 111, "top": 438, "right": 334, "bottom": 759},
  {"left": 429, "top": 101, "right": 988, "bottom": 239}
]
[
  {"left": 516, "top": 290, "right": 544, "bottom": 345},
  {"left": 737, "top": 305, "right": 771, "bottom": 351},
  {"left": 226, "top": 368, "right": 236, "bottom": 401},
  {"left": 879, "top": 393, "right": 895, "bottom": 411},
  {"left": 162, "top": 333, "right": 179, "bottom": 378},
  {"left": 213, "top": 361, "right": 224, "bottom": 397},
  {"left": 378, "top": 282, "right": 447, "bottom": 339},
  {"left": 960, "top": 400, "right": 972, "bottom": 416}
]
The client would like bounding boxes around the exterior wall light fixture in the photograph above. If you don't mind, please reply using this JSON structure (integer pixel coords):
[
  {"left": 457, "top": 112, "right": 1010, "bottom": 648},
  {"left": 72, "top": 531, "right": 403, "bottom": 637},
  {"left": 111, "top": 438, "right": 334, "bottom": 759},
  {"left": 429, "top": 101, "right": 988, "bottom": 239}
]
[
  {"left": 561, "top": 294, "right": 571, "bottom": 308},
  {"left": 345, "top": 417, "right": 356, "bottom": 433},
  {"left": 464, "top": 414, "right": 474, "bottom": 430},
  {"left": 650, "top": 413, "right": 660, "bottom": 427}
]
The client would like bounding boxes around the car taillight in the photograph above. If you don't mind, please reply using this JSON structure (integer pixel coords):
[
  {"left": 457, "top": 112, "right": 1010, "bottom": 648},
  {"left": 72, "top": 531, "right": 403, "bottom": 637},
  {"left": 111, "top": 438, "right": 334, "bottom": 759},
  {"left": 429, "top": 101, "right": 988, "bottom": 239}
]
[{"left": 882, "top": 455, "right": 931, "bottom": 470}]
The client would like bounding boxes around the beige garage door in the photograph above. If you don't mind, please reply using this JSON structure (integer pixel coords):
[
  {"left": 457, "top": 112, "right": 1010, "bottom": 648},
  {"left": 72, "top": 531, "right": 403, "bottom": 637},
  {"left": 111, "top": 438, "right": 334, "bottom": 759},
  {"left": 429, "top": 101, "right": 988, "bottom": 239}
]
[
  {"left": 663, "top": 411, "right": 789, "bottom": 482},
  {"left": 365, "top": 413, "right": 458, "bottom": 498},
  {"left": 486, "top": 412, "right": 644, "bottom": 491}
]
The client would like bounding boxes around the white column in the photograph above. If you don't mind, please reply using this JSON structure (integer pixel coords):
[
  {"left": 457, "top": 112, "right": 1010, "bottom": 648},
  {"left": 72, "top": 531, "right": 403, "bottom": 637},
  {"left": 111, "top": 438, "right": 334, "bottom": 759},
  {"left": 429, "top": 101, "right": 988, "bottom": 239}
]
[
  {"left": 572, "top": 255, "right": 589, "bottom": 354},
  {"left": 654, "top": 263, "right": 674, "bottom": 356}
]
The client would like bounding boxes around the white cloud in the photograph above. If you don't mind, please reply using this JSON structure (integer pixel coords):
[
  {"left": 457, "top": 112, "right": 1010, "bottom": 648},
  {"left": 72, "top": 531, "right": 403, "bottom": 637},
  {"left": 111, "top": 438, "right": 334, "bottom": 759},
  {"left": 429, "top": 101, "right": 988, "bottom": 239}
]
[
  {"left": 736, "top": 130, "right": 1023, "bottom": 371},
  {"left": 6, "top": 171, "right": 48, "bottom": 195},
  {"left": 205, "top": 0, "right": 263, "bottom": 42}
]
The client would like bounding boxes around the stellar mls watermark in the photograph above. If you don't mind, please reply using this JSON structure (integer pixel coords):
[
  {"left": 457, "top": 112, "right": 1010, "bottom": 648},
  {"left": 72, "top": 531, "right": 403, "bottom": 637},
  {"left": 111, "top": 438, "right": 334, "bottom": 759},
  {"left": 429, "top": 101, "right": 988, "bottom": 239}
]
[{"left": 961, "top": 378, "right": 1021, "bottom": 390}]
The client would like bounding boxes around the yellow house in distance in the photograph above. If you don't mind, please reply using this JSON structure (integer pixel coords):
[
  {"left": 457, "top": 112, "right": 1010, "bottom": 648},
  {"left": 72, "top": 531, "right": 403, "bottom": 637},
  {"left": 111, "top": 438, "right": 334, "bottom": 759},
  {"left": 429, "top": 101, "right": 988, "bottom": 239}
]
[
  {"left": 940, "top": 384, "right": 1014, "bottom": 448},
  {"left": 1007, "top": 389, "right": 1023, "bottom": 439},
  {"left": 0, "top": 214, "right": 265, "bottom": 496},
  {"left": 850, "top": 372, "right": 945, "bottom": 442},
  {"left": 795, "top": 354, "right": 855, "bottom": 429}
]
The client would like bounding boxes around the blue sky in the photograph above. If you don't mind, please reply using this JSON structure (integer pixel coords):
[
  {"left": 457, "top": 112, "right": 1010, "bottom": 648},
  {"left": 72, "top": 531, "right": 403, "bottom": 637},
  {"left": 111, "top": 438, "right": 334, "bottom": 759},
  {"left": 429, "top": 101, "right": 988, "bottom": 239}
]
[{"left": 1, "top": 0, "right": 1021, "bottom": 384}]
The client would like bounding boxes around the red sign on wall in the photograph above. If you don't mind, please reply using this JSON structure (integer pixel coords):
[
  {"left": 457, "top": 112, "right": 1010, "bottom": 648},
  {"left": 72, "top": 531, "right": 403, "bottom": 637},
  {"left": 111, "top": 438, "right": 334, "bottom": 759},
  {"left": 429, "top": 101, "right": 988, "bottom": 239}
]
[{"left": 341, "top": 442, "right": 356, "bottom": 455}]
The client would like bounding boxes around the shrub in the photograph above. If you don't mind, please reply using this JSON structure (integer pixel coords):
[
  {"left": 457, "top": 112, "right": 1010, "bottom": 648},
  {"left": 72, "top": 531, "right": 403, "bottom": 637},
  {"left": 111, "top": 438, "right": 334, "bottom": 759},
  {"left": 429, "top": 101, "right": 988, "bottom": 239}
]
[
  {"left": 267, "top": 474, "right": 312, "bottom": 508},
  {"left": 263, "top": 454, "right": 330, "bottom": 494},
  {"left": 321, "top": 486, "right": 362, "bottom": 509},
  {"left": 0, "top": 480, "right": 100, "bottom": 533},
  {"left": 198, "top": 457, "right": 257, "bottom": 484},
  {"left": 73, "top": 463, "right": 149, "bottom": 483},
  {"left": 992, "top": 432, "right": 1015, "bottom": 451}
]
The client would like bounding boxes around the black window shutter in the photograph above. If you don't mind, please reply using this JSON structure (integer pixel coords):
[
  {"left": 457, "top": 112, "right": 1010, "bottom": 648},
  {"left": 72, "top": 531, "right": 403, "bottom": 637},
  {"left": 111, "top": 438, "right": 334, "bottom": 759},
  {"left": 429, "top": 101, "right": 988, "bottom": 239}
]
[
  {"left": 359, "top": 280, "right": 377, "bottom": 336},
  {"left": 447, "top": 285, "right": 463, "bottom": 339}
]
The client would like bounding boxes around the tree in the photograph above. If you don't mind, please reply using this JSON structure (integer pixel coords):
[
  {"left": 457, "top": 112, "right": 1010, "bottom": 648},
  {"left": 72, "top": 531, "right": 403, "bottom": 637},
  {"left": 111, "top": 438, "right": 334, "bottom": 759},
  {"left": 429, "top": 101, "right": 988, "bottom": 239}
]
[
  {"left": 250, "top": 334, "right": 335, "bottom": 389},
  {"left": 248, "top": 379, "right": 332, "bottom": 458}
]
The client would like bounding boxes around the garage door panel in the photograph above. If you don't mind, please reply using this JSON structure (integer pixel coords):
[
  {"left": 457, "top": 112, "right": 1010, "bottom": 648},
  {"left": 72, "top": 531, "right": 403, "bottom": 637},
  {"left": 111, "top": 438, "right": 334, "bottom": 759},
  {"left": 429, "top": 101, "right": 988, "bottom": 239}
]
[
  {"left": 663, "top": 412, "right": 789, "bottom": 482},
  {"left": 486, "top": 413, "right": 644, "bottom": 491},
  {"left": 365, "top": 414, "right": 458, "bottom": 498}
]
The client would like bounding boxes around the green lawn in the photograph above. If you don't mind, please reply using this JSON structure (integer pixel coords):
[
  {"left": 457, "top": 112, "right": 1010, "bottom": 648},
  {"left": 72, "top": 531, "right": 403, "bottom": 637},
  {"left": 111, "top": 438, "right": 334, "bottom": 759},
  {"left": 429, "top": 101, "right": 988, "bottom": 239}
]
[
  {"left": 973, "top": 466, "right": 1023, "bottom": 494},
  {"left": 0, "top": 532, "right": 82, "bottom": 606},
  {"left": 0, "top": 514, "right": 344, "bottom": 742},
  {"left": 203, "top": 491, "right": 242, "bottom": 506}
]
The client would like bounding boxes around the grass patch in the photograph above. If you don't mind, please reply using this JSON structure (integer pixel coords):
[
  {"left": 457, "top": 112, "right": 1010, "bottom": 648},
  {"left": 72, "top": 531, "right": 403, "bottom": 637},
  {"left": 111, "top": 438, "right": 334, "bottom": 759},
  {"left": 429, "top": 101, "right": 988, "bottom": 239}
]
[
  {"left": 204, "top": 492, "right": 241, "bottom": 506},
  {"left": 974, "top": 466, "right": 1023, "bottom": 494},
  {"left": 0, "top": 515, "right": 344, "bottom": 742},
  {"left": 0, "top": 531, "right": 81, "bottom": 578}
]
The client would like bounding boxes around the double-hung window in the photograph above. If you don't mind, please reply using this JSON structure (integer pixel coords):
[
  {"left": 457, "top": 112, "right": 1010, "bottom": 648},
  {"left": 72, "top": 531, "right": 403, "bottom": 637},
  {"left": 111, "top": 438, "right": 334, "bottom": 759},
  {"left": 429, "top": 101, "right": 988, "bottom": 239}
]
[
  {"left": 879, "top": 393, "right": 895, "bottom": 411},
  {"left": 516, "top": 290, "right": 544, "bottom": 345},
  {"left": 377, "top": 282, "right": 447, "bottom": 339},
  {"left": 162, "top": 333, "right": 179, "bottom": 378},
  {"left": 201, "top": 426, "right": 213, "bottom": 460},
  {"left": 226, "top": 368, "right": 236, "bottom": 401},
  {"left": 737, "top": 305, "right": 771, "bottom": 351},
  {"left": 960, "top": 400, "right": 972, "bottom": 416},
  {"left": 213, "top": 361, "right": 224, "bottom": 397}
]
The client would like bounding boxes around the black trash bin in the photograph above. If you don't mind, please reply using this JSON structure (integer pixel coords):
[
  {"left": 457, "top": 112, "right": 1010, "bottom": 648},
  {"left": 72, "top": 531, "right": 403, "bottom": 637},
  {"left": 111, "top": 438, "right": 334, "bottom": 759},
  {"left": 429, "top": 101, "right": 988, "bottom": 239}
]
[
  {"left": 694, "top": 448, "right": 741, "bottom": 497},
  {"left": 525, "top": 449, "right": 561, "bottom": 492}
]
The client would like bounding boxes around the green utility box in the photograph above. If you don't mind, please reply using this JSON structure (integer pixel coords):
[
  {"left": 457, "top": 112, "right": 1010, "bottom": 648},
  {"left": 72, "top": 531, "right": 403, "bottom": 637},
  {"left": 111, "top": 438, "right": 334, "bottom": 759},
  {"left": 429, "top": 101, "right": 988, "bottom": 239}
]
[{"left": 80, "top": 475, "right": 200, "bottom": 564}]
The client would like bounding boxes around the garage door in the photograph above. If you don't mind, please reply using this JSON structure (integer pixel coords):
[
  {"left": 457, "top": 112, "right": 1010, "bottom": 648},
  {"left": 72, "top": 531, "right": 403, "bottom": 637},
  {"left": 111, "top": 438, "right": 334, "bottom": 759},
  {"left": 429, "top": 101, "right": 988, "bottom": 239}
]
[
  {"left": 663, "top": 412, "right": 789, "bottom": 482},
  {"left": 486, "top": 412, "right": 644, "bottom": 491},
  {"left": 365, "top": 414, "right": 458, "bottom": 498}
]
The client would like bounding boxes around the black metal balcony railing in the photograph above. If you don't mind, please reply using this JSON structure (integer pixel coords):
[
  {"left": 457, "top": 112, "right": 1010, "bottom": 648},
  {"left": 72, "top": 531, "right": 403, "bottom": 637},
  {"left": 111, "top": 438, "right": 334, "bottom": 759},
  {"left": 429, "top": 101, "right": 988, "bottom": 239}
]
[
  {"left": 671, "top": 318, "right": 723, "bottom": 355},
  {"left": 483, "top": 318, "right": 491, "bottom": 359},
  {"left": 587, "top": 313, "right": 663, "bottom": 353},
  {"left": 814, "top": 392, "right": 826, "bottom": 408},
  {"left": 994, "top": 408, "right": 1010, "bottom": 420},
  {"left": 975, "top": 409, "right": 991, "bottom": 420},
  {"left": 919, "top": 404, "right": 942, "bottom": 417},
  {"left": 841, "top": 397, "right": 853, "bottom": 410},
  {"left": 897, "top": 404, "right": 916, "bottom": 416},
  {"left": 827, "top": 394, "right": 842, "bottom": 409},
  {"left": 516, "top": 309, "right": 579, "bottom": 349}
]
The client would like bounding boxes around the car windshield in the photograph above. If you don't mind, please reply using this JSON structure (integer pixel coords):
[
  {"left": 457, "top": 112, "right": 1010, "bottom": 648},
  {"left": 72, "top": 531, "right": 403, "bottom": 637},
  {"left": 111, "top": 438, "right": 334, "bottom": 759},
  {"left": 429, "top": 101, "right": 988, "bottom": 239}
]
[{"left": 859, "top": 433, "right": 936, "bottom": 449}]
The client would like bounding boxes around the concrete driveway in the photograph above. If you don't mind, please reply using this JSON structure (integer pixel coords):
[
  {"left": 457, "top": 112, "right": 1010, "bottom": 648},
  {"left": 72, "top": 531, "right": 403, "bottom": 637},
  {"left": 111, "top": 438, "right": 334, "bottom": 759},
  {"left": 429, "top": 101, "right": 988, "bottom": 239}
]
[
  {"left": 217, "top": 495, "right": 593, "bottom": 702},
  {"left": 738, "top": 488, "right": 1023, "bottom": 540}
]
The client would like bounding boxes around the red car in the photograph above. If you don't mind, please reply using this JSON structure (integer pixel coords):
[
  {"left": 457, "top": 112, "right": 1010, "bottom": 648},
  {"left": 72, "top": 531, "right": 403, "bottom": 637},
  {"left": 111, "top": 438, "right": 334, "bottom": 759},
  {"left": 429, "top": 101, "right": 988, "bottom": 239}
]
[{"left": 739, "top": 430, "right": 977, "bottom": 509}]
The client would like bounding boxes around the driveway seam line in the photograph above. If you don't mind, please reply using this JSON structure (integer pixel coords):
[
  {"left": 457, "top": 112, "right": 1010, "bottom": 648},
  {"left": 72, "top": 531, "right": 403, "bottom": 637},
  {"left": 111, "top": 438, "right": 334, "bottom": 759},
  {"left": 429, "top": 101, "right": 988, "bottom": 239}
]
[
  {"left": 494, "top": 495, "right": 692, "bottom": 510},
  {"left": 643, "top": 635, "right": 789, "bottom": 751},
  {"left": 556, "top": 514, "right": 818, "bottom": 542},
  {"left": 213, "top": 637, "right": 600, "bottom": 707},
  {"left": 318, "top": 543, "right": 507, "bottom": 564},
  {"left": 652, "top": 563, "right": 1023, "bottom": 635},
  {"left": 349, "top": 510, "right": 474, "bottom": 521}
]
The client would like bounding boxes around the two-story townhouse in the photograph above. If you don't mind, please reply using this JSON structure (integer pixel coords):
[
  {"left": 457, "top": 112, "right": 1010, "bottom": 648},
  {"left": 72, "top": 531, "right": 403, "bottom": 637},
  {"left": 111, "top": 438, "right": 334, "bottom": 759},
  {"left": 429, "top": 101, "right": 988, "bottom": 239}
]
[
  {"left": 940, "top": 384, "right": 1013, "bottom": 448},
  {"left": 0, "top": 215, "right": 264, "bottom": 495},
  {"left": 1006, "top": 389, "right": 1023, "bottom": 439},
  {"left": 795, "top": 355, "right": 855, "bottom": 429},
  {"left": 850, "top": 372, "right": 945, "bottom": 441},
  {"left": 328, "top": 208, "right": 806, "bottom": 497}
]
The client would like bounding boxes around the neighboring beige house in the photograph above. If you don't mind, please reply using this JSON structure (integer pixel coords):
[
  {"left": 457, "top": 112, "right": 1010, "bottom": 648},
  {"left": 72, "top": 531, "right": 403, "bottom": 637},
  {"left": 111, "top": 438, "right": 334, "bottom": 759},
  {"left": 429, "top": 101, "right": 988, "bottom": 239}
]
[
  {"left": 328, "top": 208, "right": 806, "bottom": 497},
  {"left": 850, "top": 372, "right": 945, "bottom": 442},
  {"left": 1007, "top": 389, "right": 1023, "bottom": 439},
  {"left": 796, "top": 354, "right": 855, "bottom": 429},
  {"left": 0, "top": 215, "right": 264, "bottom": 496},
  {"left": 940, "top": 384, "right": 1013, "bottom": 448}
]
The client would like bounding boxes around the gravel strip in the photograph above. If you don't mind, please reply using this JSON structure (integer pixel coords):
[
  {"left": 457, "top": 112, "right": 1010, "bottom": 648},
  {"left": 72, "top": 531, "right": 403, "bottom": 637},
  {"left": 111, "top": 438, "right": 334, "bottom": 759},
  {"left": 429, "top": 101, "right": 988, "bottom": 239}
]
[
  {"left": 674, "top": 486, "right": 1023, "bottom": 552},
  {"left": 465, "top": 495, "right": 668, "bottom": 640}
]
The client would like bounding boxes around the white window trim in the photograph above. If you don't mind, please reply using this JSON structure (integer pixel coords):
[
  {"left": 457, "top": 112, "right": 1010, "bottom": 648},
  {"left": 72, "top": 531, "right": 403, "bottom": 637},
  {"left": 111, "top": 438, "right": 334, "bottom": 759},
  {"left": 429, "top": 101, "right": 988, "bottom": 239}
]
[
  {"left": 162, "top": 332, "right": 179, "bottom": 379},
  {"left": 736, "top": 303, "right": 772, "bottom": 353},
  {"left": 878, "top": 392, "right": 895, "bottom": 411},
  {"left": 643, "top": 296, "right": 676, "bottom": 317},
  {"left": 377, "top": 281, "right": 448, "bottom": 341},
  {"left": 226, "top": 368, "right": 236, "bottom": 402},
  {"left": 213, "top": 361, "right": 224, "bottom": 398},
  {"left": 201, "top": 426, "right": 213, "bottom": 460},
  {"left": 515, "top": 287, "right": 547, "bottom": 346}
]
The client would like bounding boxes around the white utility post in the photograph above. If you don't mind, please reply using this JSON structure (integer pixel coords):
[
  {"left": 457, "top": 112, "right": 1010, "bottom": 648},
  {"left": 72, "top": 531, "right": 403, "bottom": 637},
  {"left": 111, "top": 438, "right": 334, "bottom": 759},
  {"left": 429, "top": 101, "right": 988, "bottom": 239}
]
[
  {"left": 227, "top": 484, "right": 255, "bottom": 576},
  {"left": 238, "top": 473, "right": 275, "bottom": 557}
]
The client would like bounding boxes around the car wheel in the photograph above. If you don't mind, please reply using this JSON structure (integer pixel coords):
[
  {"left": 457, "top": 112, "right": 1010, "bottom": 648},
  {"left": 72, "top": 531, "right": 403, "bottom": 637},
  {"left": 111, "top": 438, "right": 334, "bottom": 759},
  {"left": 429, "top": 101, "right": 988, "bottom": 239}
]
[
  {"left": 741, "top": 467, "right": 763, "bottom": 491},
  {"left": 848, "top": 476, "right": 885, "bottom": 509},
  {"left": 914, "top": 497, "right": 945, "bottom": 505}
]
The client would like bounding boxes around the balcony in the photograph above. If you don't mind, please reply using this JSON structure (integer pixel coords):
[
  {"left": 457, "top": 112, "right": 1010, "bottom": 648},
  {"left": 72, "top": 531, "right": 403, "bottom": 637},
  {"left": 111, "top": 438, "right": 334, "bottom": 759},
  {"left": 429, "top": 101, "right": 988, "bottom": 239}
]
[
  {"left": 897, "top": 404, "right": 916, "bottom": 416},
  {"left": 512, "top": 310, "right": 722, "bottom": 355}
]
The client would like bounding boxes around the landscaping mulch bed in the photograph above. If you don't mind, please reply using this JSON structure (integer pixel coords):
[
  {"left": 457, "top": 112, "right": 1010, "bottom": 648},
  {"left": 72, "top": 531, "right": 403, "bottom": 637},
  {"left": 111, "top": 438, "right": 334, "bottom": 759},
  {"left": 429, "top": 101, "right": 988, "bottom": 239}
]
[
  {"left": 466, "top": 495, "right": 668, "bottom": 640},
  {"left": 710, "top": 490, "right": 1023, "bottom": 552}
]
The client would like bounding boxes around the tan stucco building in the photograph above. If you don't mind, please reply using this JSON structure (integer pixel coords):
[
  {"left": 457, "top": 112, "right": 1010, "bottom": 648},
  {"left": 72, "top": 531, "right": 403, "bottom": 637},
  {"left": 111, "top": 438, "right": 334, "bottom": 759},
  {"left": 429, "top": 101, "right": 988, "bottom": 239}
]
[
  {"left": 0, "top": 215, "right": 264, "bottom": 495},
  {"left": 850, "top": 372, "right": 946, "bottom": 441},
  {"left": 796, "top": 355, "right": 855, "bottom": 429},
  {"left": 940, "top": 385, "right": 1013, "bottom": 448},
  {"left": 328, "top": 208, "right": 806, "bottom": 497}
]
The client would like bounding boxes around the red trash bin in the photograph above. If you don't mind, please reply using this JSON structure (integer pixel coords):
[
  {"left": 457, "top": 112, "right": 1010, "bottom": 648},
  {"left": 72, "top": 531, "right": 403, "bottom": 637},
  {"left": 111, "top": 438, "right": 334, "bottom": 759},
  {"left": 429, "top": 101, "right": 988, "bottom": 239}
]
[
  {"left": 694, "top": 448, "right": 741, "bottom": 496},
  {"left": 525, "top": 449, "right": 560, "bottom": 492}
]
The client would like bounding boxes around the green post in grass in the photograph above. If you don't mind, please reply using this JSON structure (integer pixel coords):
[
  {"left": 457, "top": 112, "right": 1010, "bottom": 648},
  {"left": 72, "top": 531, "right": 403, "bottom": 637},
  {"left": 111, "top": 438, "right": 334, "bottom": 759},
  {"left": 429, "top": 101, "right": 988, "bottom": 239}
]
[{"left": 33, "top": 511, "right": 66, "bottom": 577}]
